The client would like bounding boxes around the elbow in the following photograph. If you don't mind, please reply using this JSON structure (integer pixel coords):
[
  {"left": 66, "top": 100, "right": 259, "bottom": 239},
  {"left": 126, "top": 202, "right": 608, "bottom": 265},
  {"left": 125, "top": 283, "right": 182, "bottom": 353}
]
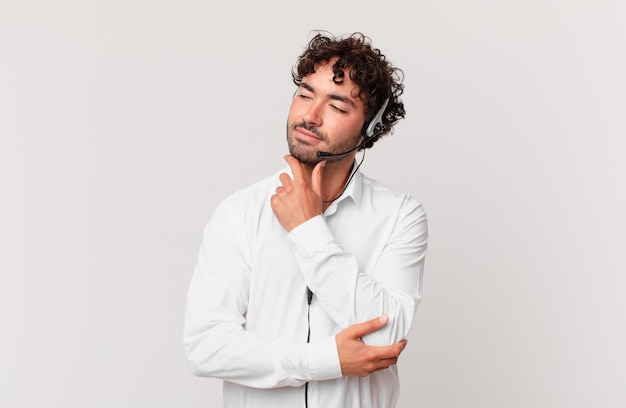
[
  {"left": 188, "top": 363, "right": 203, "bottom": 377},
  {"left": 184, "top": 336, "right": 216, "bottom": 378},
  {"left": 186, "top": 352, "right": 205, "bottom": 377},
  {"left": 185, "top": 346, "right": 204, "bottom": 377},
  {"left": 185, "top": 349, "right": 221, "bottom": 378},
  {"left": 363, "top": 295, "right": 418, "bottom": 345},
  {"left": 390, "top": 296, "right": 419, "bottom": 340}
]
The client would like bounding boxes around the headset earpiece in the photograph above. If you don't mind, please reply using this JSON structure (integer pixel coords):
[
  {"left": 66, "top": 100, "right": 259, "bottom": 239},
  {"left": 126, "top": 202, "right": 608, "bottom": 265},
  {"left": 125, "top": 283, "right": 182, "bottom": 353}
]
[
  {"left": 317, "top": 98, "right": 391, "bottom": 158},
  {"left": 362, "top": 98, "right": 390, "bottom": 139}
]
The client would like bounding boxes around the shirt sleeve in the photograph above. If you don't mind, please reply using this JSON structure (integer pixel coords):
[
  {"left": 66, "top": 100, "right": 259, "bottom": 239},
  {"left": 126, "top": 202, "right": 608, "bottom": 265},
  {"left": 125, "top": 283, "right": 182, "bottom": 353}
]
[
  {"left": 183, "top": 200, "right": 343, "bottom": 388},
  {"left": 287, "top": 195, "right": 428, "bottom": 346}
]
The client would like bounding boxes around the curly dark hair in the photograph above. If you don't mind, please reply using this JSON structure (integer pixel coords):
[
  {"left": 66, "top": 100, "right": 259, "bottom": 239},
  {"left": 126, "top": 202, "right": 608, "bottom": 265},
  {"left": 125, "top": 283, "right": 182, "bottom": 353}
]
[{"left": 292, "top": 31, "right": 406, "bottom": 149}]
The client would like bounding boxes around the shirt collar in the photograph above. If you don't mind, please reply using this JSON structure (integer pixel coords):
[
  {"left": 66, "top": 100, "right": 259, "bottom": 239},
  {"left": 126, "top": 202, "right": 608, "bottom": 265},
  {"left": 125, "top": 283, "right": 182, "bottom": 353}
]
[
  {"left": 336, "top": 168, "right": 362, "bottom": 207},
  {"left": 323, "top": 166, "right": 362, "bottom": 216},
  {"left": 278, "top": 163, "right": 363, "bottom": 213}
]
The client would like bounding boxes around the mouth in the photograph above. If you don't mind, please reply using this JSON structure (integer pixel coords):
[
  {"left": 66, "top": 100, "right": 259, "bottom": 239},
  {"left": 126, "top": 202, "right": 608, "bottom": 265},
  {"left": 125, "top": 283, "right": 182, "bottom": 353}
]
[{"left": 294, "top": 127, "right": 323, "bottom": 143}]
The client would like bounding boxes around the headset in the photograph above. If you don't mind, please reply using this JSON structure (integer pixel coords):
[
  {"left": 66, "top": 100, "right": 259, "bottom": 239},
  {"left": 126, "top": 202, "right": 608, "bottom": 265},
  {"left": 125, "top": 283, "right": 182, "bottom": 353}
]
[
  {"left": 317, "top": 97, "right": 390, "bottom": 158},
  {"left": 362, "top": 97, "right": 390, "bottom": 139}
]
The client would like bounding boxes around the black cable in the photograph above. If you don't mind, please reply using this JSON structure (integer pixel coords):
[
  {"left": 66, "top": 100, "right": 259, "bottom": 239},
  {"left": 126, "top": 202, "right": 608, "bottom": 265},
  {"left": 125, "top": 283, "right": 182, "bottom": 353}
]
[
  {"left": 322, "top": 150, "right": 366, "bottom": 204},
  {"left": 305, "top": 287, "right": 313, "bottom": 408}
]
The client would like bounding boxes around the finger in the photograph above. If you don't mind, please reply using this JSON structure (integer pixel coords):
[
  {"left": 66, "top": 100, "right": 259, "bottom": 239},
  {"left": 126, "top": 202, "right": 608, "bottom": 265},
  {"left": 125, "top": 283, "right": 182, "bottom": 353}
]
[
  {"left": 347, "top": 315, "right": 389, "bottom": 338},
  {"left": 278, "top": 172, "right": 292, "bottom": 187},
  {"left": 372, "top": 356, "right": 399, "bottom": 371},
  {"left": 368, "top": 340, "right": 406, "bottom": 361},
  {"left": 284, "top": 155, "right": 304, "bottom": 181},
  {"left": 383, "top": 339, "right": 407, "bottom": 355},
  {"left": 387, "top": 339, "right": 408, "bottom": 359},
  {"left": 357, "top": 348, "right": 402, "bottom": 376},
  {"left": 311, "top": 160, "right": 326, "bottom": 198}
]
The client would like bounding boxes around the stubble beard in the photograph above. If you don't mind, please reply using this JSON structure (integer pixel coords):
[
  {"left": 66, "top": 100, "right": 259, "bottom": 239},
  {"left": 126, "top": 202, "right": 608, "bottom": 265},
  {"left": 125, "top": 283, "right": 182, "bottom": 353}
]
[{"left": 286, "top": 121, "right": 360, "bottom": 166}]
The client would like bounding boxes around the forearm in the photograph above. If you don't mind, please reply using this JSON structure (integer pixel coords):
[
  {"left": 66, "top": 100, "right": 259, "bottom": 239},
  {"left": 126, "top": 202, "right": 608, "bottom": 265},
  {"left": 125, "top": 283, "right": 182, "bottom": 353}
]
[
  {"left": 185, "top": 203, "right": 343, "bottom": 388},
  {"left": 292, "top": 242, "right": 420, "bottom": 345},
  {"left": 287, "top": 200, "right": 428, "bottom": 345},
  {"left": 183, "top": 266, "right": 342, "bottom": 388},
  {"left": 183, "top": 319, "right": 340, "bottom": 388}
]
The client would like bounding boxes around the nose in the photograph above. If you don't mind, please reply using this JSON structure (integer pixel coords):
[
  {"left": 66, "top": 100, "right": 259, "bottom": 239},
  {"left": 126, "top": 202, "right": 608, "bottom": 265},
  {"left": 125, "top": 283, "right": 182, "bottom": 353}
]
[{"left": 302, "top": 101, "right": 323, "bottom": 127}]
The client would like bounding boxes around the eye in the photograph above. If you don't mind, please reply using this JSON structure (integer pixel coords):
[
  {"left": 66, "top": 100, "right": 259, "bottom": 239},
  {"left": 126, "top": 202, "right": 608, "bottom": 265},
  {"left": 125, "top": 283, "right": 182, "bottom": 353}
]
[{"left": 331, "top": 105, "right": 347, "bottom": 113}]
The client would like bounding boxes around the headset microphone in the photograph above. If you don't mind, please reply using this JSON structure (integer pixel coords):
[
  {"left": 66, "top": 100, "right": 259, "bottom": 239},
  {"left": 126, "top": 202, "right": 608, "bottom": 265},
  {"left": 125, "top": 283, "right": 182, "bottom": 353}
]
[
  {"left": 316, "top": 98, "right": 389, "bottom": 158},
  {"left": 316, "top": 139, "right": 368, "bottom": 158}
]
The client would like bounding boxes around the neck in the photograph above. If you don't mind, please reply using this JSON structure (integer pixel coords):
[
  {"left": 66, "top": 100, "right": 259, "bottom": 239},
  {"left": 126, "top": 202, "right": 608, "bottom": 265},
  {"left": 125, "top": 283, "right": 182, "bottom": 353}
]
[{"left": 303, "top": 156, "right": 355, "bottom": 211}]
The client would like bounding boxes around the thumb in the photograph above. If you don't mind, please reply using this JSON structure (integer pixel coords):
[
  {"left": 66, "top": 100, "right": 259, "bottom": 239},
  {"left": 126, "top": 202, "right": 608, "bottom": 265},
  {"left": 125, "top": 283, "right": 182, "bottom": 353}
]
[
  {"left": 349, "top": 315, "right": 389, "bottom": 338},
  {"left": 311, "top": 160, "right": 326, "bottom": 198}
]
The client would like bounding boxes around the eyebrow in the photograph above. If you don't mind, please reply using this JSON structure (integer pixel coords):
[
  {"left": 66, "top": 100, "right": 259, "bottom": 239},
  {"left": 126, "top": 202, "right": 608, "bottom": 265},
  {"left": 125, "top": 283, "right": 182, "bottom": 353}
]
[{"left": 300, "top": 82, "right": 356, "bottom": 108}]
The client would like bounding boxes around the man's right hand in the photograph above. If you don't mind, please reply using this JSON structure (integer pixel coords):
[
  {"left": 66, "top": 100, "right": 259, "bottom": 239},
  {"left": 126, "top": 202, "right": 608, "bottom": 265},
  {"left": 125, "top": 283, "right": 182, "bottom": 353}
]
[{"left": 335, "top": 315, "right": 408, "bottom": 377}]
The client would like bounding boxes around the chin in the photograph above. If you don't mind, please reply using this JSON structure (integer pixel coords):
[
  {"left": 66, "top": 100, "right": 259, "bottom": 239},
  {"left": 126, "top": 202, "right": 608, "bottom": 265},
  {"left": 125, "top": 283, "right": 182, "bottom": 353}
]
[
  {"left": 288, "top": 148, "right": 321, "bottom": 166},
  {"left": 287, "top": 137, "right": 320, "bottom": 166}
]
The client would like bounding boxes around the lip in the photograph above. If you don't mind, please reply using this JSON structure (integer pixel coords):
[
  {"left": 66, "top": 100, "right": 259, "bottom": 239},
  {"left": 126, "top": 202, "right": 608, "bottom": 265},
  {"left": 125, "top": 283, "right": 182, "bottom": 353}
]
[{"left": 295, "top": 127, "right": 323, "bottom": 143}]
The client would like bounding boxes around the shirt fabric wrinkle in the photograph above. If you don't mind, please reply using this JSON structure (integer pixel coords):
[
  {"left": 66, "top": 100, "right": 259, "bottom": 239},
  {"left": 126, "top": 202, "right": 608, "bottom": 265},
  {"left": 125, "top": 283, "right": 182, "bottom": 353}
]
[{"left": 184, "top": 165, "right": 428, "bottom": 408}]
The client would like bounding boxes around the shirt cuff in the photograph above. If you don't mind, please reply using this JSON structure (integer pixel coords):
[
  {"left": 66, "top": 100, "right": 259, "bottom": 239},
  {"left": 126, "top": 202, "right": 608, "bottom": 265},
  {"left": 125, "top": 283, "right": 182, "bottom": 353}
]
[
  {"left": 306, "top": 335, "right": 342, "bottom": 381},
  {"left": 288, "top": 215, "right": 335, "bottom": 259}
]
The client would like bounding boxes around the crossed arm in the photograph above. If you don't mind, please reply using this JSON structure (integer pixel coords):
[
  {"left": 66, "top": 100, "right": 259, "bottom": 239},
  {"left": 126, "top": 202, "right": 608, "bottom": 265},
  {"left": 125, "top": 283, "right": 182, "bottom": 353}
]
[
  {"left": 184, "top": 156, "right": 426, "bottom": 387},
  {"left": 271, "top": 155, "right": 424, "bottom": 375}
]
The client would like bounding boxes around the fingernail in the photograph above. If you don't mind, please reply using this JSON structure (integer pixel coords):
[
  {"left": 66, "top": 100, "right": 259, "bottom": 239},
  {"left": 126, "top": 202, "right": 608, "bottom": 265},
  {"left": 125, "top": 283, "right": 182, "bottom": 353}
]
[{"left": 379, "top": 315, "right": 388, "bottom": 324}]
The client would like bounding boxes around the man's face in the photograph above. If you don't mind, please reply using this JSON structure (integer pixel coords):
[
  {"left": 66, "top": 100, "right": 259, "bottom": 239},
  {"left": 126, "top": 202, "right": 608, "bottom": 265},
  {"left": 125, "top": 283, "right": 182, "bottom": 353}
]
[{"left": 286, "top": 60, "right": 366, "bottom": 166}]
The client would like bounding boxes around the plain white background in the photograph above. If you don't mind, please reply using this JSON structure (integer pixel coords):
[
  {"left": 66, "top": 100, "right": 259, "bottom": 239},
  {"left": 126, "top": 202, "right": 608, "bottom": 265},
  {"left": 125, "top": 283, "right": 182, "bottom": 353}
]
[{"left": 1, "top": 0, "right": 625, "bottom": 407}]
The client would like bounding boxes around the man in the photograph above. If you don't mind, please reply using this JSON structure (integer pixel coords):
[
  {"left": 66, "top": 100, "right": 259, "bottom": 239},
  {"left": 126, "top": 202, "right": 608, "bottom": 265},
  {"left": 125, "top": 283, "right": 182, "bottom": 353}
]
[{"left": 184, "top": 32, "right": 428, "bottom": 408}]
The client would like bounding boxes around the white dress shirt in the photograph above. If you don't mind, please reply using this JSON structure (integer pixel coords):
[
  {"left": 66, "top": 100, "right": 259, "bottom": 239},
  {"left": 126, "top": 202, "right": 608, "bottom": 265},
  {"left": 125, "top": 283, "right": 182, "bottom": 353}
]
[{"left": 184, "top": 167, "right": 428, "bottom": 408}]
